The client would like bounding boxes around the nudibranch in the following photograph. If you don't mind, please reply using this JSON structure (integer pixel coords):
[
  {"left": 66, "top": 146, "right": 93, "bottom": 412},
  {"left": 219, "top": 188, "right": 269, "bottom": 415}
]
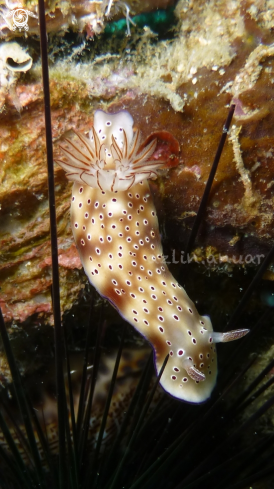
[{"left": 56, "top": 110, "right": 249, "bottom": 403}]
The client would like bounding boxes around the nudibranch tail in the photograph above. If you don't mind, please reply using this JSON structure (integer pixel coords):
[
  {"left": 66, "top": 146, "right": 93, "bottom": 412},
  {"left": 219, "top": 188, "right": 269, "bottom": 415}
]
[{"left": 56, "top": 109, "right": 249, "bottom": 403}]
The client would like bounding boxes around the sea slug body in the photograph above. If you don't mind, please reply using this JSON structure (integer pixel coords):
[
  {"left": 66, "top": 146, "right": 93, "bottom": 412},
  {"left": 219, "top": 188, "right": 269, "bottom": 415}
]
[{"left": 56, "top": 109, "right": 249, "bottom": 403}]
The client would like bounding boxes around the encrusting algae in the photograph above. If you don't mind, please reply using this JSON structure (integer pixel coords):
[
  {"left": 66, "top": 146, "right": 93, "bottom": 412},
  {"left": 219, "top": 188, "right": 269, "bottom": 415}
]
[{"left": 0, "top": 0, "right": 176, "bottom": 38}]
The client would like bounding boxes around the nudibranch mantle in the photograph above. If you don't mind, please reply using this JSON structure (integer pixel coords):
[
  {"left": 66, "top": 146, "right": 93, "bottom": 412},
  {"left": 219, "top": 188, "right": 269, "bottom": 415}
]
[{"left": 56, "top": 110, "right": 249, "bottom": 403}]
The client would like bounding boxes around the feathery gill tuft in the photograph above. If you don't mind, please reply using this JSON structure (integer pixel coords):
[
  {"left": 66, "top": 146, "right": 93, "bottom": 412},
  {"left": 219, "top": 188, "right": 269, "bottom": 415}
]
[{"left": 56, "top": 110, "right": 160, "bottom": 193}]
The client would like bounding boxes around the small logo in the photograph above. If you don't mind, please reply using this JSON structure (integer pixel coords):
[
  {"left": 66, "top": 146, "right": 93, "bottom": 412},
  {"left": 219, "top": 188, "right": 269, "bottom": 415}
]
[{"left": 1, "top": 5, "right": 38, "bottom": 32}]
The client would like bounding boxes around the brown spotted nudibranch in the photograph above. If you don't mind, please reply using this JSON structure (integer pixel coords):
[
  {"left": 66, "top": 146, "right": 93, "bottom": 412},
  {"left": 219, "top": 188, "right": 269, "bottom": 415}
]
[{"left": 56, "top": 110, "right": 249, "bottom": 403}]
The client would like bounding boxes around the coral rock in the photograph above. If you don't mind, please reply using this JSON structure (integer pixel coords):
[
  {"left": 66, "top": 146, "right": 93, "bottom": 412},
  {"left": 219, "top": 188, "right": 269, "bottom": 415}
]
[{"left": 1, "top": 0, "right": 274, "bottom": 329}]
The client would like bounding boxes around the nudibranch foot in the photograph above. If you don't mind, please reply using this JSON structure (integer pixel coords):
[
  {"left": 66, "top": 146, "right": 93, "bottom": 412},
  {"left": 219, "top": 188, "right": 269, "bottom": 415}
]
[{"left": 56, "top": 109, "right": 249, "bottom": 404}]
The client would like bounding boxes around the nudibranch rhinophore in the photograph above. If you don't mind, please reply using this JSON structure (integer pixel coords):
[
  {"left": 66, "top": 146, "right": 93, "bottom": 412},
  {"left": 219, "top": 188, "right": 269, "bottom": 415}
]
[{"left": 56, "top": 110, "right": 249, "bottom": 403}]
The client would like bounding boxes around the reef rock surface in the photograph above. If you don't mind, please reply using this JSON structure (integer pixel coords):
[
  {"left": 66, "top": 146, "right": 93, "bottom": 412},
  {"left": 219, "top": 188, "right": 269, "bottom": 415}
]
[
  {"left": 1, "top": 0, "right": 274, "bottom": 327},
  {"left": 0, "top": 0, "right": 177, "bottom": 38}
]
